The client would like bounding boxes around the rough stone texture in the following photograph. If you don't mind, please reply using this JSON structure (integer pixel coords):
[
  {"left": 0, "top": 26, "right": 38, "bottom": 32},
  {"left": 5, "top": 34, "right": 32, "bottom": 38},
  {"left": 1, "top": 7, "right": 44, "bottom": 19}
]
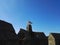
[
  {"left": 18, "top": 29, "right": 48, "bottom": 45},
  {"left": 0, "top": 20, "right": 17, "bottom": 40},
  {"left": 33, "top": 32, "right": 48, "bottom": 45},
  {"left": 18, "top": 28, "right": 27, "bottom": 40},
  {"left": 18, "top": 28, "right": 28, "bottom": 45},
  {"left": 0, "top": 20, "right": 60, "bottom": 45},
  {"left": 0, "top": 20, "right": 19, "bottom": 45},
  {"left": 18, "top": 22, "right": 48, "bottom": 45},
  {"left": 48, "top": 33, "right": 60, "bottom": 45}
]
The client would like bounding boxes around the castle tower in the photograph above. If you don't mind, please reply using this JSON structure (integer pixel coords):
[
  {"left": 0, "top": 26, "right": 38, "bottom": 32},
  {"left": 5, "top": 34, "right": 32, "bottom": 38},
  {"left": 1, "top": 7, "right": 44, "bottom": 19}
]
[{"left": 26, "top": 21, "right": 32, "bottom": 32}]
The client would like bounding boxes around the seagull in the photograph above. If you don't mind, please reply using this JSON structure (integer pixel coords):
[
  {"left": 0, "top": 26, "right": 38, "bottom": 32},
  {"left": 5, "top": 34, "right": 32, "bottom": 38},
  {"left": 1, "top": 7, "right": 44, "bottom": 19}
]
[{"left": 28, "top": 21, "right": 32, "bottom": 25}]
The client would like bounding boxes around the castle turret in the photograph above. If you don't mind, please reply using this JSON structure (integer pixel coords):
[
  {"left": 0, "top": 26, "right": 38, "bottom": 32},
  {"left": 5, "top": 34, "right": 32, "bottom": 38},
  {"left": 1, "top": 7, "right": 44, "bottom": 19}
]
[{"left": 26, "top": 21, "right": 32, "bottom": 32}]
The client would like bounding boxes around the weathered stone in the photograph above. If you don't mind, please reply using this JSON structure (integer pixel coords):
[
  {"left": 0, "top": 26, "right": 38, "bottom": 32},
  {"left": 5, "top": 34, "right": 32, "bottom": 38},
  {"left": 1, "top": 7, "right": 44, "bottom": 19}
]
[
  {"left": 26, "top": 21, "right": 32, "bottom": 33},
  {"left": 0, "top": 20, "right": 18, "bottom": 45},
  {"left": 32, "top": 32, "right": 48, "bottom": 45},
  {"left": 0, "top": 20, "right": 17, "bottom": 40},
  {"left": 48, "top": 33, "right": 60, "bottom": 45},
  {"left": 18, "top": 28, "right": 27, "bottom": 40},
  {"left": 18, "top": 22, "right": 48, "bottom": 45}
]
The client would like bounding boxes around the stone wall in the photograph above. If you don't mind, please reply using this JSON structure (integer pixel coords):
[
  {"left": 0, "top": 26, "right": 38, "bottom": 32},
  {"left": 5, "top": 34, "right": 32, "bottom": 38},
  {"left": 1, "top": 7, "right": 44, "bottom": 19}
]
[
  {"left": 0, "top": 20, "right": 60, "bottom": 45},
  {"left": 0, "top": 20, "right": 19, "bottom": 45}
]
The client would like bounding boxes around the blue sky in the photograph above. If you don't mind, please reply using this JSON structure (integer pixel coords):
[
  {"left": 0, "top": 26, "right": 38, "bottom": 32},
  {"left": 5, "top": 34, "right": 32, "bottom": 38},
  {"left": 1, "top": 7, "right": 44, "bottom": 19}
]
[{"left": 0, "top": 0, "right": 60, "bottom": 35}]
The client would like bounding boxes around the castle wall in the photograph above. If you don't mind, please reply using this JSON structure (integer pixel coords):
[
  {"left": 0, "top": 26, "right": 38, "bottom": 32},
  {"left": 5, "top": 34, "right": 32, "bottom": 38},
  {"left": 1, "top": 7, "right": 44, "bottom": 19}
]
[
  {"left": 0, "top": 20, "right": 19, "bottom": 45},
  {"left": 0, "top": 20, "right": 60, "bottom": 45}
]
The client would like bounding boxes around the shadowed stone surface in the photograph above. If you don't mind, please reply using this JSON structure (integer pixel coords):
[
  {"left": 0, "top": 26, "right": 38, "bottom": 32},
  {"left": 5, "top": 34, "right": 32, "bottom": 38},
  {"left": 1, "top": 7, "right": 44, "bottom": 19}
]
[
  {"left": 0, "top": 20, "right": 60, "bottom": 45},
  {"left": 0, "top": 20, "right": 19, "bottom": 45},
  {"left": 18, "top": 21, "right": 48, "bottom": 45},
  {"left": 18, "top": 29, "right": 48, "bottom": 45}
]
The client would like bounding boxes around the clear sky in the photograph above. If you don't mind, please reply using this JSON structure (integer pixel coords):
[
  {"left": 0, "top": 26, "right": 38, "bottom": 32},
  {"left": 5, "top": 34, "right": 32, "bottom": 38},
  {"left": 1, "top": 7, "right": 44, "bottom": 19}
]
[{"left": 0, "top": 0, "right": 60, "bottom": 35}]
